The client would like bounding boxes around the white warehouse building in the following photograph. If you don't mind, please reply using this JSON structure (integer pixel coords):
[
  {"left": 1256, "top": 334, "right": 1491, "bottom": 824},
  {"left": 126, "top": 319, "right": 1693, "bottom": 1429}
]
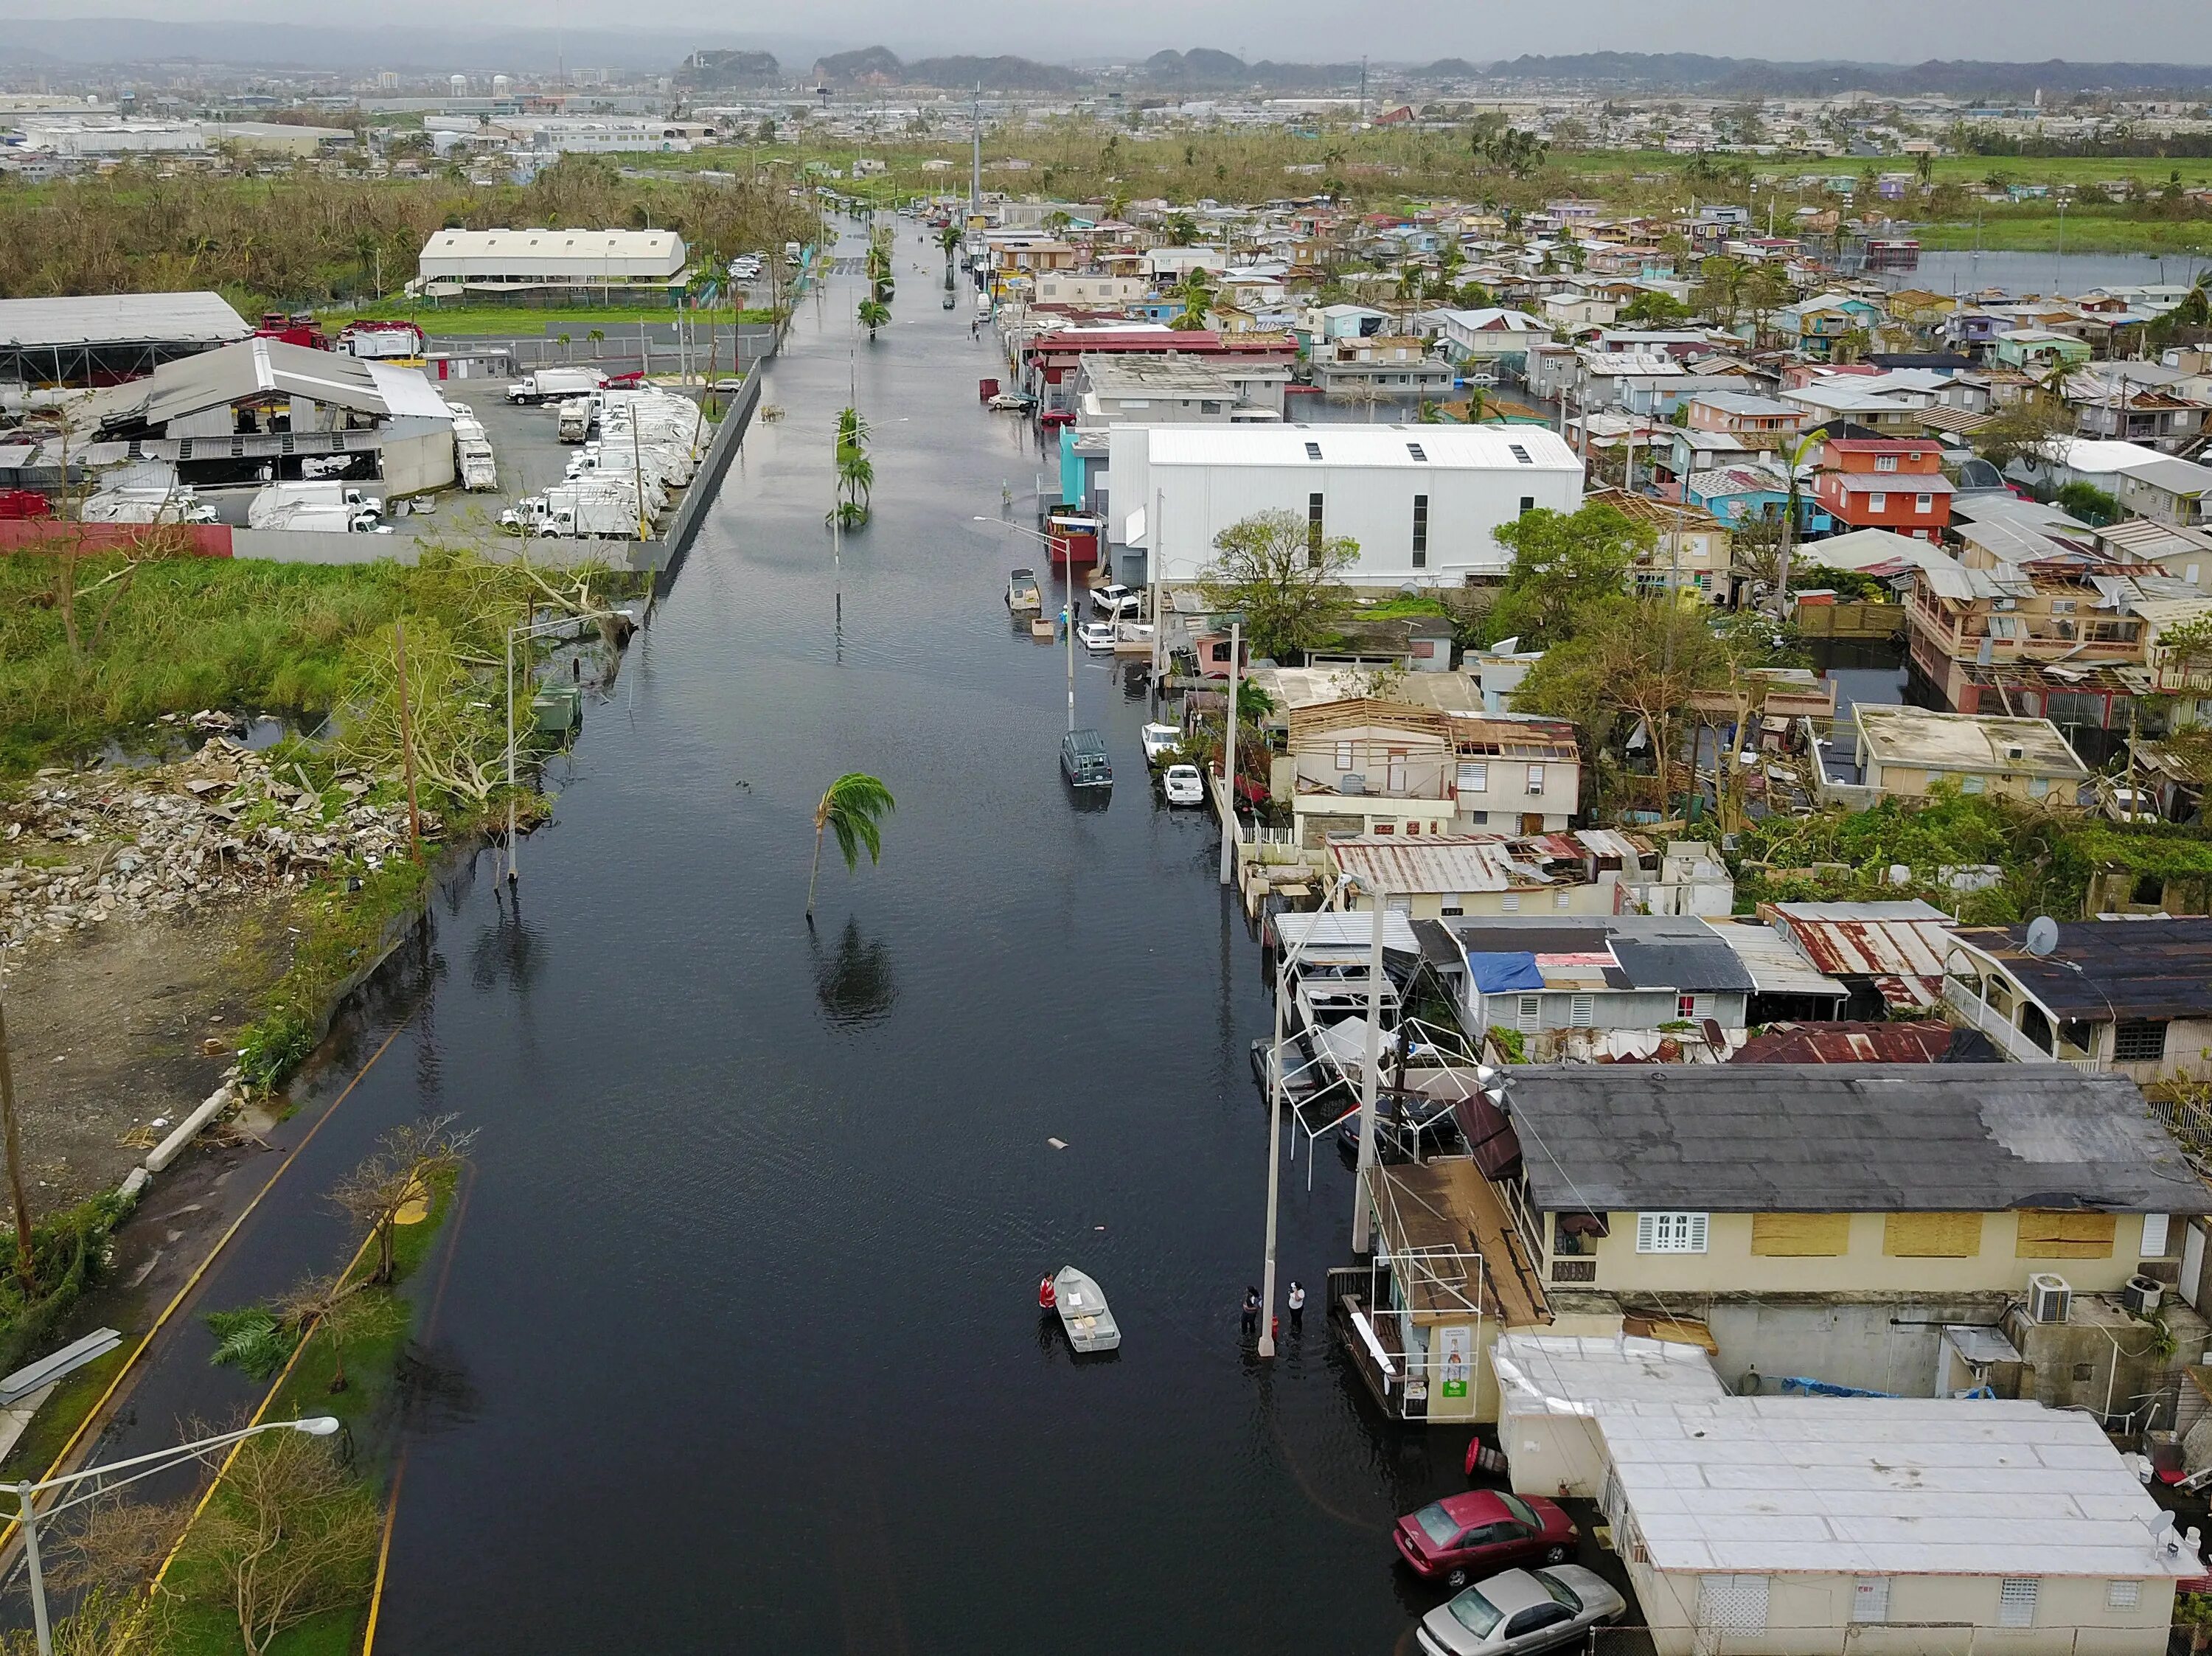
[
  {"left": 411, "top": 229, "right": 690, "bottom": 299},
  {"left": 1105, "top": 422, "right": 1582, "bottom": 589}
]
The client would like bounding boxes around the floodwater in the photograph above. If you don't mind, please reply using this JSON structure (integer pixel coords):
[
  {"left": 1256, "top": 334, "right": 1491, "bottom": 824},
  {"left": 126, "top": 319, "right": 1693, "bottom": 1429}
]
[
  {"left": 1874, "top": 248, "right": 2211, "bottom": 296},
  {"left": 63, "top": 221, "right": 1474, "bottom": 1653}
]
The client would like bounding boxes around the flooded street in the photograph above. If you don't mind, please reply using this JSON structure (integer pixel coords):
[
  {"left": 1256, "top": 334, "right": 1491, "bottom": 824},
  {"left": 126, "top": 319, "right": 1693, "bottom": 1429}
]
[{"left": 279, "top": 222, "right": 1468, "bottom": 1652}]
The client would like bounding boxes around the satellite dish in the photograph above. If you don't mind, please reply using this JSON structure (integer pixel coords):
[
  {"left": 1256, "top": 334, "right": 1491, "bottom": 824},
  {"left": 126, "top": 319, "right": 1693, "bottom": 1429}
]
[{"left": 2025, "top": 916, "right": 2061, "bottom": 957}]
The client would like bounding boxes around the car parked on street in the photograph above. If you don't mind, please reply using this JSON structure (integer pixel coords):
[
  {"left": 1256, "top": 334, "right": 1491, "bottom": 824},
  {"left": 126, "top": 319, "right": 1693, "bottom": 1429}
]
[
  {"left": 1161, "top": 763, "right": 1204, "bottom": 806},
  {"left": 1077, "top": 621, "right": 1118, "bottom": 653},
  {"left": 1141, "top": 722, "right": 1183, "bottom": 765},
  {"left": 1394, "top": 1490, "right": 1576, "bottom": 1588},
  {"left": 1414, "top": 1565, "right": 1626, "bottom": 1656}
]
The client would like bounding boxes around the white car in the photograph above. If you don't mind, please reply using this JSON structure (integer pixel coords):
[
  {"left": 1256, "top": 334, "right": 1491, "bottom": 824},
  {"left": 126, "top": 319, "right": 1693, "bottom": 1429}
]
[
  {"left": 1090, "top": 582, "right": 1141, "bottom": 619},
  {"left": 1141, "top": 722, "right": 1183, "bottom": 765},
  {"left": 1415, "top": 1565, "right": 1627, "bottom": 1656},
  {"left": 1077, "top": 621, "right": 1118, "bottom": 653},
  {"left": 1161, "top": 763, "right": 1205, "bottom": 806}
]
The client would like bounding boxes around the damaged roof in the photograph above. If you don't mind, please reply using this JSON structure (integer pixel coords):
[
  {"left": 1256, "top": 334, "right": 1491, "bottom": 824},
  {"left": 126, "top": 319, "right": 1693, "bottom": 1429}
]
[
  {"left": 1952, "top": 918, "right": 2212, "bottom": 1022},
  {"left": 1497, "top": 1065, "right": 2206, "bottom": 1214}
]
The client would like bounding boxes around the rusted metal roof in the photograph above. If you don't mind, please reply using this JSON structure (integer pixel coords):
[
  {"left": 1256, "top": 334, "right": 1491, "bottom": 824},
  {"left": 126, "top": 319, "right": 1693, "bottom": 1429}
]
[
  {"left": 1760, "top": 902, "right": 1958, "bottom": 998},
  {"left": 1331, "top": 835, "right": 1550, "bottom": 894},
  {"left": 1731, "top": 1020, "right": 2001, "bottom": 1064}
]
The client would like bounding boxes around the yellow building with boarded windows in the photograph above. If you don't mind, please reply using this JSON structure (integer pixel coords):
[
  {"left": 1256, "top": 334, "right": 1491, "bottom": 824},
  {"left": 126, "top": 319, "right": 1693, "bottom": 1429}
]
[{"left": 1343, "top": 1065, "right": 2211, "bottom": 1424}]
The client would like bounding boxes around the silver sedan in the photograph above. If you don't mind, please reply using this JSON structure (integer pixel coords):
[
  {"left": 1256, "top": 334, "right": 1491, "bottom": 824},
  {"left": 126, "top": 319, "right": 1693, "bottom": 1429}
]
[{"left": 1415, "top": 1564, "right": 1627, "bottom": 1656}]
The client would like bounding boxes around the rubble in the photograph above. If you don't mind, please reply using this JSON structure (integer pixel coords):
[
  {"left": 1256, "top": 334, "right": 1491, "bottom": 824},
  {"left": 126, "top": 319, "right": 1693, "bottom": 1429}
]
[{"left": 1, "top": 717, "right": 420, "bottom": 948}]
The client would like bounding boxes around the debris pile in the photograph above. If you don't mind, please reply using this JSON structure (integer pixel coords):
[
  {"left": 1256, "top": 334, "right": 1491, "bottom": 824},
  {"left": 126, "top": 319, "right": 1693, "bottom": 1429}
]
[{"left": 1, "top": 714, "right": 418, "bottom": 947}]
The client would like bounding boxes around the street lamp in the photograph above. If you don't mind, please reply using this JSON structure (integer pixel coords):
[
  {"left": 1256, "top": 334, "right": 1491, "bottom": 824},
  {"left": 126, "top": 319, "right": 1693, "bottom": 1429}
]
[
  {"left": 10, "top": 1417, "right": 338, "bottom": 1656},
  {"left": 975, "top": 517, "right": 1077, "bottom": 736}
]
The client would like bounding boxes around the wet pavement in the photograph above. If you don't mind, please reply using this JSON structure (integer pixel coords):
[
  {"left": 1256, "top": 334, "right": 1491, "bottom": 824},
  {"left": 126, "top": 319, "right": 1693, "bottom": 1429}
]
[{"left": 39, "top": 219, "right": 1479, "bottom": 1653}]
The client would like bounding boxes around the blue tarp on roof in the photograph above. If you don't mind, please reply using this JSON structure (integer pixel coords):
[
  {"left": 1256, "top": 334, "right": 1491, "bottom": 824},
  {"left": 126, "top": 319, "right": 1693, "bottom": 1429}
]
[{"left": 1467, "top": 952, "right": 1544, "bottom": 992}]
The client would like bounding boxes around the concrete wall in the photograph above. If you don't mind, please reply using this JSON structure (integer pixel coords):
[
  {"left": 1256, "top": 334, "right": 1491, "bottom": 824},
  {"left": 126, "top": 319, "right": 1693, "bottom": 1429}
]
[
  {"left": 1630, "top": 1564, "right": 2174, "bottom": 1656},
  {"left": 655, "top": 365, "right": 762, "bottom": 577}
]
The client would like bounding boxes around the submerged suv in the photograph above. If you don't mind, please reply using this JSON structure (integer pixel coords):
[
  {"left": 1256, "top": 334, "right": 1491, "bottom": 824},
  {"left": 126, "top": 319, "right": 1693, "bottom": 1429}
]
[{"left": 1060, "top": 728, "right": 1113, "bottom": 789}]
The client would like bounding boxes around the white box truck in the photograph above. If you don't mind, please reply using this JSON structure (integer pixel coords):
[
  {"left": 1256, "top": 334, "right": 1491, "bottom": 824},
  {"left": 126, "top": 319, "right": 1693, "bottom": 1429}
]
[
  {"left": 247, "top": 482, "right": 383, "bottom": 530},
  {"left": 260, "top": 503, "right": 391, "bottom": 534},
  {"left": 502, "top": 484, "right": 644, "bottom": 539},
  {"left": 505, "top": 369, "right": 605, "bottom": 406}
]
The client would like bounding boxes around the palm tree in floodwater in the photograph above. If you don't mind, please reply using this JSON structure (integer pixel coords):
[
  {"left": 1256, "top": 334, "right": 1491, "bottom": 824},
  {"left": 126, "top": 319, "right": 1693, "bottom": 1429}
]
[{"left": 806, "top": 773, "right": 896, "bottom": 920}]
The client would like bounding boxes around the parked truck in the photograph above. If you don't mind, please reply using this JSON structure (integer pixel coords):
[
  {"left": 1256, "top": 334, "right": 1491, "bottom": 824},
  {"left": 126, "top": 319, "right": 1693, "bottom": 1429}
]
[
  {"left": 499, "top": 484, "right": 647, "bottom": 539},
  {"left": 246, "top": 481, "right": 384, "bottom": 530},
  {"left": 556, "top": 397, "right": 592, "bottom": 442},
  {"left": 505, "top": 369, "right": 605, "bottom": 407},
  {"left": 257, "top": 503, "right": 391, "bottom": 534},
  {"left": 337, "top": 321, "right": 426, "bottom": 360},
  {"left": 78, "top": 487, "right": 218, "bottom": 525}
]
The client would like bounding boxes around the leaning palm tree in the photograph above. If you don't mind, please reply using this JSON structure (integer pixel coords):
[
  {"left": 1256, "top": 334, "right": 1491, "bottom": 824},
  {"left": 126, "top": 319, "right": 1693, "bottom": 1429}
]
[
  {"left": 807, "top": 773, "right": 896, "bottom": 919},
  {"left": 858, "top": 297, "right": 891, "bottom": 339},
  {"left": 1771, "top": 425, "right": 1830, "bottom": 619}
]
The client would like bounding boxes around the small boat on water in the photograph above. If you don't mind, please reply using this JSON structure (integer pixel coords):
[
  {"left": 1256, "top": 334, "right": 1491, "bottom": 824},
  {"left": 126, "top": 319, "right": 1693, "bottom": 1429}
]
[{"left": 1053, "top": 1266, "right": 1121, "bottom": 1352}]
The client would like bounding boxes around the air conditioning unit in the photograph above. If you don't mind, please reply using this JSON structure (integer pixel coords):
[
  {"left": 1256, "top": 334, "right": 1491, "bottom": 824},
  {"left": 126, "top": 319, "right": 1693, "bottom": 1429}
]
[
  {"left": 2028, "top": 1272, "right": 2073, "bottom": 1325},
  {"left": 2122, "top": 1273, "right": 2164, "bottom": 1318}
]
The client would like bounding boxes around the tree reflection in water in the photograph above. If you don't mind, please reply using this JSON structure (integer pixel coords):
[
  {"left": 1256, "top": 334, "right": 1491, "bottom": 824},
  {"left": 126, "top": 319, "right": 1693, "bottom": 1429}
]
[{"left": 810, "top": 917, "right": 897, "bottom": 1030}]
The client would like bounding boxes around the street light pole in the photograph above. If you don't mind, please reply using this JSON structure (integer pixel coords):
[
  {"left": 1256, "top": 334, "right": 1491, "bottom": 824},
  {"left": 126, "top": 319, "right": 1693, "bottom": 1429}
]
[
  {"left": 1218, "top": 619, "right": 1241, "bottom": 886},
  {"left": 11, "top": 1417, "right": 339, "bottom": 1656},
  {"left": 1349, "top": 874, "right": 1388, "bottom": 1256}
]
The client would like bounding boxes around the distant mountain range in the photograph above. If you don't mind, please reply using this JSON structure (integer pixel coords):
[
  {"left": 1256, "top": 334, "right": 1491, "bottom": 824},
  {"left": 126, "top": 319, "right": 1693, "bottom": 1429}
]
[{"left": 1, "top": 23, "right": 2209, "bottom": 100}]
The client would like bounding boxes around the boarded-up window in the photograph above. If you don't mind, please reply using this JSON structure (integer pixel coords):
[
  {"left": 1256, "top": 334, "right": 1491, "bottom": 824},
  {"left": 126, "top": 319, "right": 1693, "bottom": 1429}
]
[
  {"left": 1750, "top": 1213, "right": 1851, "bottom": 1256},
  {"left": 1884, "top": 1213, "right": 1983, "bottom": 1258},
  {"left": 2016, "top": 1211, "right": 2117, "bottom": 1259}
]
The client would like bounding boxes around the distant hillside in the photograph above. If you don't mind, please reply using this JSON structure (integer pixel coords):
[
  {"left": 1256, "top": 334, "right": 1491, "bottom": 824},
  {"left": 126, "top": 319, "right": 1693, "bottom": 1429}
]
[
  {"left": 813, "top": 45, "right": 904, "bottom": 83},
  {"left": 905, "top": 55, "right": 1086, "bottom": 91},
  {"left": 1485, "top": 53, "right": 2212, "bottom": 96},
  {"left": 1138, "top": 49, "right": 1360, "bottom": 91},
  {"left": 676, "top": 49, "right": 780, "bottom": 90}
]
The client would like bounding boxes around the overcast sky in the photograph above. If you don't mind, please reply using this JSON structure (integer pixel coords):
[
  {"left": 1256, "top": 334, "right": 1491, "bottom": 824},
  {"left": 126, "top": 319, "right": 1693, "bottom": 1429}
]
[{"left": 14, "top": 0, "right": 2212, "bottom": 63}]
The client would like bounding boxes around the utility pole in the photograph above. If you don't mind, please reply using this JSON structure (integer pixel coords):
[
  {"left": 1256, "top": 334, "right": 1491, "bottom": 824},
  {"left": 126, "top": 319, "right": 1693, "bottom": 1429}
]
[
  {"left": 1218, "top": 619, "right": 1241, "bottom": 886},
  {"left": 0, "top": 978, "right": 36, "bottom": 1289},
  {"left": 970, "top": 85, "right": 981, "bottom": 219},
  {"left": 1349, "top": 883, "right": 1388, "bottom": 1255},
  {"left": 392, "top": 621, "right": 422, "bottom": 855}
]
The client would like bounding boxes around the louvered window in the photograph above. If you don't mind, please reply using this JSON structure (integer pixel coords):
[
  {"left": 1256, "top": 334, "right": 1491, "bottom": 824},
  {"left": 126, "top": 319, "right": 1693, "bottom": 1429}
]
[
  {"left": 1999, "top": 1578, "right": 2038, "bottom": 1629},
  {"left": 1636, "top": 1211, "right": 1708, "bottom": 1253},
  {"left": 1851, "top": 1578, "right": 1890, "bottom": 1624}
]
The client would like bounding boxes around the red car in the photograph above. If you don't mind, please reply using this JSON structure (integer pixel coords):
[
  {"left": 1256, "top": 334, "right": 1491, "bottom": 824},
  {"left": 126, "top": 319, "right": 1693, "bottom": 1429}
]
[{"left": 1394, "top": 1490, "right": 1577, "bottom": 1587}]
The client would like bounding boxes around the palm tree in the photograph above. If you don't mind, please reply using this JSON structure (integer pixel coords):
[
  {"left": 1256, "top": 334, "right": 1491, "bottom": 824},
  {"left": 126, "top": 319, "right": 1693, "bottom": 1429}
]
[
  {"left": 807, "top": 773, "right": 896, "bottom": 919},
  {"left": 1169, "top": 265, "right": 1215, "bottom": 330},
  {"left": 858, "top": 297, "right": 890, "bottom": 339},
  {"left": 1771, "top": 425, "right": 1830, "bottom": 619}
]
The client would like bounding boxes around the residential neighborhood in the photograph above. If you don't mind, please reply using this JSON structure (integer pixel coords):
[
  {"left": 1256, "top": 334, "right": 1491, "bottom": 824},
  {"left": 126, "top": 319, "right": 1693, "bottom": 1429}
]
[{"left": 8, "top": 15, "right": 2212, "bottom": 1656}]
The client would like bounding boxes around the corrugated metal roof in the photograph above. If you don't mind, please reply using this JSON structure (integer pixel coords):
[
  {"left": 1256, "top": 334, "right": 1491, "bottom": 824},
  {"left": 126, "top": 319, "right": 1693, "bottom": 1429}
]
[
  {"left": 0, "top": 291, "right": 250, "bottom": 350},
  {"left": 1702, "top": 919, "right": 1848, "bottom": 998},
  {"left": 1761, "top": 901, "right": 1958, "bottom": 990},
  {"left": 1332, "top": 835, "right": 1550, "bottom": 895},
  {"left": 1731, "top": 1020, "right": 1999, "bottom": 1063},
  {"left": 1148, "top": 422, "right": 1580, "bottom": 472}
]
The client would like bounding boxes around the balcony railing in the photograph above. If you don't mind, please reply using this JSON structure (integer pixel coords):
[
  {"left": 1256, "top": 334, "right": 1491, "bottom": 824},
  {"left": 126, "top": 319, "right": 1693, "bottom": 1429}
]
[{"left": 1941, "top": 978, "right": 2102, "bottom": 1073}]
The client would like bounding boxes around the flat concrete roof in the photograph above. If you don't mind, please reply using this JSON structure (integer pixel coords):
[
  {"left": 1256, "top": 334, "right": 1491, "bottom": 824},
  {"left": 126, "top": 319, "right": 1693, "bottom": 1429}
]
[
  {"left": 1854, "top": 705, "right": 2089, "bottom": 779},
  {"left": 1605, "top": 1396, "right": 2200, "bottom": 1579}
]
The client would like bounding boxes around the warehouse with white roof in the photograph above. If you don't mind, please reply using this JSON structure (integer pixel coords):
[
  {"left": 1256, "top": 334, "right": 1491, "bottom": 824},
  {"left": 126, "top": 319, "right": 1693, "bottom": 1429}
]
[
  {"left": 0, "top": 291, "right": 251, "bottom": 389},
  {"left": 1105, "top": 422, "right": 1583, "bottom": 588},
  {"left": 413, "top": 229, "right": 691, "bottom": 300}
]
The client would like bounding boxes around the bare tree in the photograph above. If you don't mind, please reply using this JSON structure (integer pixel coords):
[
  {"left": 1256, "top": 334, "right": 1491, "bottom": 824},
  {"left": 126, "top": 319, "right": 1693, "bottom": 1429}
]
[
  {"left": 189, "top": 1430, "right": 378, "bottom": 1656},
  {"left": 274, "top": 1272, "right": 405, "bottom": 1394},
  {"left": 330, "top": 1115, "right": 474, "bottom": 1285}
]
